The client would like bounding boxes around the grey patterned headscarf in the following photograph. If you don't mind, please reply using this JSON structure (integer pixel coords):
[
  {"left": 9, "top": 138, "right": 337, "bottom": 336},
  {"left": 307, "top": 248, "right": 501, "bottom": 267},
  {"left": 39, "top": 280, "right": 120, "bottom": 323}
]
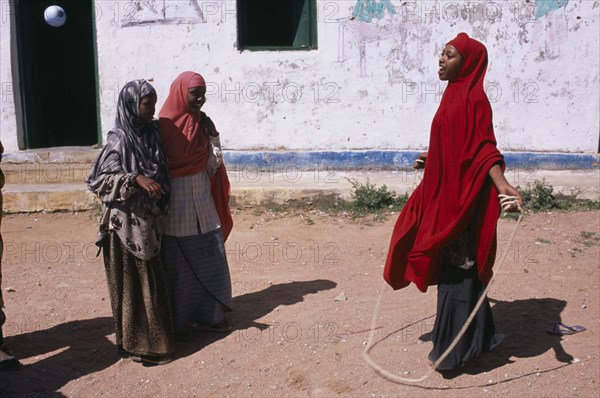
[{"left": 88, "top": 79, "right": 170, "bottom": 212}]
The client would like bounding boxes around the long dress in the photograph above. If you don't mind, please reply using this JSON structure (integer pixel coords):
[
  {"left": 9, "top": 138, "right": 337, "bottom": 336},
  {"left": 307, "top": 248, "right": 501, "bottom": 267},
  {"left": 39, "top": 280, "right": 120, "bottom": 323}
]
[
  {"left": 158, "top": 71, "right": 233, "bottom": 335},
  {"left": 384, "top": 33, "right": 505, "bottom": 370},
  {"left": 88, "top": 80, "right": 174, "bottom": 357}
]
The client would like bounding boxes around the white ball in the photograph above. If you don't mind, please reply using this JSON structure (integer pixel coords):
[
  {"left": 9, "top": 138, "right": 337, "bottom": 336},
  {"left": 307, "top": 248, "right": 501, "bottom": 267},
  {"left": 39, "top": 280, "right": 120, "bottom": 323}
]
[{"left": 44, "top": 5, "right": 67, "bottom": 27}]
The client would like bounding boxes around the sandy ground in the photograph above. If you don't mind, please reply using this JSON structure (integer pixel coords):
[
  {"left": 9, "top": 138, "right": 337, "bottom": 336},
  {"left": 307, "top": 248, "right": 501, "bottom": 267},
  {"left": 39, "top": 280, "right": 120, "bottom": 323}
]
[{"left": 0, "top": 208, "right": 598, "bottom": 397}]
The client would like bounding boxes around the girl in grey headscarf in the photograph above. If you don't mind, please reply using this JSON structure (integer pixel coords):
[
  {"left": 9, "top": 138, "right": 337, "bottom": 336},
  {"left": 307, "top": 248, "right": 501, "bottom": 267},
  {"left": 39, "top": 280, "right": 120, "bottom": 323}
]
[{"left": 88, "top": 80, "right": 174, "bottom": 366}]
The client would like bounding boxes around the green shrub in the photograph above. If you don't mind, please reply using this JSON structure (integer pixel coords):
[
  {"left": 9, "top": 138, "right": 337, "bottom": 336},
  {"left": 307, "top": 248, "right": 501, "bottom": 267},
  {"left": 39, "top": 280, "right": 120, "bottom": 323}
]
[
  {"left": 348, "top": 178, "right": 395, "bottom": 211},
  {"left": 519, "top": 179, "right": 600, "bottom": 212},
  {"left": 519, "top": 179, "right": 557, "bottom": 211},
  {"left": 339, "top": 178, "right": 410, "bottom": 218}
]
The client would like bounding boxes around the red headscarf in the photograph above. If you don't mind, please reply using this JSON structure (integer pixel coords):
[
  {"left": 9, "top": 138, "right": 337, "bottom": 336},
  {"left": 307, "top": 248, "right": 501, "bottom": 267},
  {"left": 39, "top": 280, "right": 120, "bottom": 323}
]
[
  {"left": 159, "top": 71, "right": 233, "bottom": 241},
  {"left": 159, "top": 71, "right": 209, "bottom": 177},
  {"left": 384, "top": 33, "right": 504, "bottom": 291}
]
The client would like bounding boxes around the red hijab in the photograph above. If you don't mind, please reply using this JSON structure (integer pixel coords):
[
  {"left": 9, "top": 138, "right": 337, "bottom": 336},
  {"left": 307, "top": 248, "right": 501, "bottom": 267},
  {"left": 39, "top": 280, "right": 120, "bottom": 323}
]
[
  {"left": 159, "top": 71, "right": 233, "bottom": 241},
  {"left": 384, "top": 33, "right": 504, "bottom": 291},
  {"left": 159, "top": 71, "right": 209, "bottom": 177}
]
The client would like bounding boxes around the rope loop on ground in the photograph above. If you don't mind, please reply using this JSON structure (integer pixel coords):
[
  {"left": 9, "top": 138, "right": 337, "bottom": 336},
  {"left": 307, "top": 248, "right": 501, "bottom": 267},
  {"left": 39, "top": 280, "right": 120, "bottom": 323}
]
[{"left": 363, "top": 196, "right": 523, "bottom": 384}]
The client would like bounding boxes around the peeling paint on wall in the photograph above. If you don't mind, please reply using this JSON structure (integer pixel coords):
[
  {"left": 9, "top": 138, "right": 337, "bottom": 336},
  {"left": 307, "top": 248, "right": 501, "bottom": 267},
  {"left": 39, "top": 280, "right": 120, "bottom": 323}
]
[
  {"left": 352, "top": 0, "right": 396, "bottom": 22},
  {"left": 337, "top": 17, "right": 409, "bottom": 78},
  {"left": 530, "top": 3, "right": 569, "bottom": 61},
  {"left": 0, "top": 0, "right": 598, "bottom": 153},
  {"left": 534, "top": 0, "right": 569, "bottom": 19},
  {"left": 119, "top": 0, "right": 207, "bottom": 27}
]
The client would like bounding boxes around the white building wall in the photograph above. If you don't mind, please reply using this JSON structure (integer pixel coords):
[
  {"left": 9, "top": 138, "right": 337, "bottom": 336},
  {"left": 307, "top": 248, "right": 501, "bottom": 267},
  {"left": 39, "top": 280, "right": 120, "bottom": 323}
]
[
  {"left": 0, "top": 1, "right": 18, "bottom": 151},
  {"left": 1, "top": 0, "right": 599, "bottom": 153}
]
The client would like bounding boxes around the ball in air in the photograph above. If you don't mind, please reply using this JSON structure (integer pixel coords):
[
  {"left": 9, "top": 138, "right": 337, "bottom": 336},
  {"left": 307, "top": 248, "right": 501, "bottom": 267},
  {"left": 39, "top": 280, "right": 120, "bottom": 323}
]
[{"left": 44, "top": 5, "right": 67, "bottom": 27}]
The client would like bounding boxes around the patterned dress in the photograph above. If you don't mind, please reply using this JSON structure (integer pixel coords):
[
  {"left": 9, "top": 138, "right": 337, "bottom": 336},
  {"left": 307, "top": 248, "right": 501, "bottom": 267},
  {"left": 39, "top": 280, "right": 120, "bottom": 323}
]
[{"left": 88, "top": 80, "right": 174, "bottom": 358}]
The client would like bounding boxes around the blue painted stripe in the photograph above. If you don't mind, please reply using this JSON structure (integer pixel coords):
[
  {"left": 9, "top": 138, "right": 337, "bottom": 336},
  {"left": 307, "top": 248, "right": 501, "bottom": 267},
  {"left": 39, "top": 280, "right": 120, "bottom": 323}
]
[{"left": 222, "top": 151, "right": 599, "bottom": 170}]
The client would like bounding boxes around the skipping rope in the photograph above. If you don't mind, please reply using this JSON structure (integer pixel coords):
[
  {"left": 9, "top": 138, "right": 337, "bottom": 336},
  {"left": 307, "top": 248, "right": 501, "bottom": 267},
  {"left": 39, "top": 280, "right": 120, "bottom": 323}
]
[{"left": 362, "top": 194, "right": 523, "bottom": 384}]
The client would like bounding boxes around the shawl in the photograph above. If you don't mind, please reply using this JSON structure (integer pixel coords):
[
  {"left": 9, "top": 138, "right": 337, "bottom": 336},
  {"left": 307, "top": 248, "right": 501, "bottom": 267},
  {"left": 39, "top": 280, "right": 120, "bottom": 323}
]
[
  {"left": 159, "top": 71, "right": 233, "bottom": 241},
  {"left": 87, "top": 80, "right": 170, "bottom": 260},
  {"left": 89, "top": 80, "right": 170, "bottom": 212},
  {"left": 384, "top": 33, "right": 504, "bottom": 291}
]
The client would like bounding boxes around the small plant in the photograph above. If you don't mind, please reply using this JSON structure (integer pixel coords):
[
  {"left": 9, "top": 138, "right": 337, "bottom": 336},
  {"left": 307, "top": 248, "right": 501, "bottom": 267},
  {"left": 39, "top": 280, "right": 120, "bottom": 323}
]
[
  {"left": 518, "top": 179, "right": 600, "bottom": 212},
  {"left": 347, "top": 178, "right": 396, "bottom": 211},
  {"left": 519, "top": 179, "right": 558, "bottom": 211},
  {"left": 536, "top": 238, "right": 552, "bottom": 244},
  {"left": 580, "top": 231, "right": 597, "bottom": 239},
  {"left": 323, "top": 178, "right": 411, "bottom": 220},
  {"left": 579, "top": 231, "right": 600, "bottom": 247},
  {"left": 393, "top": 192, "right": 409, "bottom": 209},
  {"left": 569, "top": 247, "right": 584, "bottom": 257}
]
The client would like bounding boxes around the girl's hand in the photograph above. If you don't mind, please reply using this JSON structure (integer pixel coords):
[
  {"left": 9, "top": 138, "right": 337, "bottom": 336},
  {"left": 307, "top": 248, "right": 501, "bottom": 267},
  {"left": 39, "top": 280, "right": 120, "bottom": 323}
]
[
  {"left": 497, "top": 183, "right": 523, "bottom": 212},
  {"left": 135, "top": 175, "right": 165, "bottom": 198},
  {"left": 488, "top": 164, "right": 522, "bottom": 212},
  {"left": 413, "top": 151, "right": 427, "bottom": 169}
]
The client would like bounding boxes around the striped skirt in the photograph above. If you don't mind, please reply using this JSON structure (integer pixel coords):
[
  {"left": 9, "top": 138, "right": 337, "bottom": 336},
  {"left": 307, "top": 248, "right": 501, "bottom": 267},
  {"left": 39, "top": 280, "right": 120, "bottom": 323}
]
[{"left": 161, "top": 228, "right": 232, "bottom": 334}]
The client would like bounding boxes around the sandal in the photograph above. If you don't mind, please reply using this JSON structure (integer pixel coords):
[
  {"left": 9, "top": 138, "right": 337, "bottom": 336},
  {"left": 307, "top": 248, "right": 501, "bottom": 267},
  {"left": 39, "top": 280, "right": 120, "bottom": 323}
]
[
  {"left": 546, "top": 323, "right": 586, "bottom": 336},
  {"left": 140, "top": 355, "right": 172, "bottom": 366},
  {"left": 131, "top": 354, "right": 172, "bottom": 366},
  {"left": 117, "top": 345, "right": 133, "bottom": 358}
]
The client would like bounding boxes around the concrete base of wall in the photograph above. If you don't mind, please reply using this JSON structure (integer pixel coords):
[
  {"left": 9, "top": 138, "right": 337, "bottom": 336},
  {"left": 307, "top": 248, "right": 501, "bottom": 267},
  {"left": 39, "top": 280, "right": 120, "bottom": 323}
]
[
  {"left": 2, "top": 169, "right": 598, "bottom": 213},
  {"left": 2, "top": 149, "right": 598, "bottom": 213}
]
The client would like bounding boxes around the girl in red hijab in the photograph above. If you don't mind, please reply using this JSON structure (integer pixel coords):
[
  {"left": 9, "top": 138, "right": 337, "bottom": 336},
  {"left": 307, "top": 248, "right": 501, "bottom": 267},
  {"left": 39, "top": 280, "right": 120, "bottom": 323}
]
[
  {"left": 384, "top": 33, "right": 522, "bottom": 370},
  {"left": 159, "top": 71, "right": 234, "bottom": 335}
]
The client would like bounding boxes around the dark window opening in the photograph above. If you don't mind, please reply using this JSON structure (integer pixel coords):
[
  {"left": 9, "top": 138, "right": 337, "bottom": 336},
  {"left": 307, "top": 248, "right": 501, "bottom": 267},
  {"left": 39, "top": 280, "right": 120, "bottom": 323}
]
[{"left": 238, "top": 0, "right": 317, "bottom": 50}]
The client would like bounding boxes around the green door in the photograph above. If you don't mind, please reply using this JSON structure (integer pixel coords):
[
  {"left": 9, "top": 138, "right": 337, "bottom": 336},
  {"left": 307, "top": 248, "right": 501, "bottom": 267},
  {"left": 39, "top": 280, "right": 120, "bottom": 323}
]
[{"left": 14, "top": 0, "right": 99, "bottom": 149}]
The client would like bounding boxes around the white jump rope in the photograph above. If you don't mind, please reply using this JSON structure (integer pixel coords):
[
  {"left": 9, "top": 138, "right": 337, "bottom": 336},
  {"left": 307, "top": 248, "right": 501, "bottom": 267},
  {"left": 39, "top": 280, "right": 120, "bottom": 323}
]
[{"left": 362, "top": 164, "right": 523, "bottom": 384}]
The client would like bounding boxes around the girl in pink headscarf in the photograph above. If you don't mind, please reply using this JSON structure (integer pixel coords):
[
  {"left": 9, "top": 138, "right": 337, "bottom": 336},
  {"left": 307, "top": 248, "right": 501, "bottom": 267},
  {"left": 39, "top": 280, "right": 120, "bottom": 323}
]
[{"left": 159, "top": 71, "right": 233, "bottom": 335}]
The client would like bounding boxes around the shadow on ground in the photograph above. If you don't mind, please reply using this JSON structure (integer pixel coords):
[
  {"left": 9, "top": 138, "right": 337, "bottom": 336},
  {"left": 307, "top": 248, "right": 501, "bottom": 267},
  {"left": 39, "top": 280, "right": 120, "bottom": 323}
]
[
  {"left": 418, "top": 297, "right": 575, "bottom": 380},
  {"left": 175, "top": 279, "right": 337, "bottom": 360},
  {"left": 0, "top": 279, "right": 337, "bottom": 397},
  {"left": 0, "top": 316, "right": 115, "bottom": 397}
]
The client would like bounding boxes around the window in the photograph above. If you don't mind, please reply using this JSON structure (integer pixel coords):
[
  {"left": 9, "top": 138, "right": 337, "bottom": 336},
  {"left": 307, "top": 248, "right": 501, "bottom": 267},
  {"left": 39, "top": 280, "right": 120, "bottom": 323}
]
[{"left": 237, "top": 0, "right": 317, "bottom": 50}]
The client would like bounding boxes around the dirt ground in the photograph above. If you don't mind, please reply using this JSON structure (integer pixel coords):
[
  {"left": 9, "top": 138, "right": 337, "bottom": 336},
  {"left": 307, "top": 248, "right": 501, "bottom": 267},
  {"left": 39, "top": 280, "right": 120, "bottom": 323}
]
[{"left": 0, "top": 207, "right": 598, "bottom": 397}]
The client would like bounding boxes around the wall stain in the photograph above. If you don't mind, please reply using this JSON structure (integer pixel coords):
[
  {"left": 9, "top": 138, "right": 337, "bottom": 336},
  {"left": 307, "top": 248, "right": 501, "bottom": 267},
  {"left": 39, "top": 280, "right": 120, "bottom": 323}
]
[
  {"left": 352, "top": 0, "right": 396, "bottom": 22},
  {"left": 120, "top": 0, "right": 206, "bottom": 27},
  {"left": 534, "top": 0, "right": 569, "bottom": 19}
]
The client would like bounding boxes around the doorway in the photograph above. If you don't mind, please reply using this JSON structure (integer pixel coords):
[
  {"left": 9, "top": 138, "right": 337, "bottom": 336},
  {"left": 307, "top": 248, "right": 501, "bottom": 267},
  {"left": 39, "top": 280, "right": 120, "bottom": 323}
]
[{"left": 14, "top": 0, "right": 99, "bottom": 148}]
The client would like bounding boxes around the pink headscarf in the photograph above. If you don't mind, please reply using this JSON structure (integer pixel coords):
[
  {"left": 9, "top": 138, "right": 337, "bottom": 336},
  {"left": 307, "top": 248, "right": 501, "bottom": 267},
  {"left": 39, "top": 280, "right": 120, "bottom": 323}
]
[
  {"left": 189, "top": 74, "right": 206, "bottom": 88},
  {"left": 158, "top": 71, "right": 208, "bottom": 177},
  {"left": 158, "top": 71, "right": 234, "bottom": 241}
]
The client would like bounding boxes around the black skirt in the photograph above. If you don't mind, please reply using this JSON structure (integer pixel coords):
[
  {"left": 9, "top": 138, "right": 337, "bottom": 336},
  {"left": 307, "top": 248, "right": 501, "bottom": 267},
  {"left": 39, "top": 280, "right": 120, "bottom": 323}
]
[{"left": 428, "top": 264, "right": 504, "bottom": 370}]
